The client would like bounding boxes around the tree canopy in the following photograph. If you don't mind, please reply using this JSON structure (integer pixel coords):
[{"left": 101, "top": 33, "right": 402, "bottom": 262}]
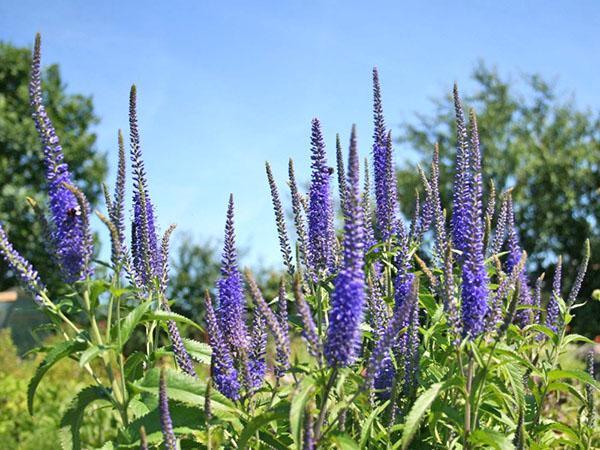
[
  {"left": 0, "top": 41, "right": 107, "bottom": 291},
  {"left": 397, "top": 62, "right": 600, "bottom": 336}
]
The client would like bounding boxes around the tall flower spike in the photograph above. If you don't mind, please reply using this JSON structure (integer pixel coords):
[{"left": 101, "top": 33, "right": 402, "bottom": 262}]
[
  {"left": 505, "top": 195, "right": 533, "bottom": 327},
  {"left": 362, "top": 158, "right": 379, "bottom": 277},
  {"left": 586, "top": 350, "right": 595, "bottom": 427},
  {"left": 217, "top": 195, "right": 248, "bottom": 352},
  {"left": 567, "top": 239, "right": 590, "bottom": 306},
  {"left": 546, "top": 255, "right": 562, "bottom": 332},
  {"left": 384, "top": 129, "right": 399, "bottom": 236},
  {"left": 336, "top": 133, "right": 348, "bottom": 215},
  {"left": 205, "top": 291, "right": 240, "bottom": 400},
  {"left": 129, "top": 85, "right": 162, "bottom": 286},
  {"left": 489, "top": 190, "right": 511, "bottom": 256},
  {"left": 0, "top": 223, "right": 47, "bottom": 306},
  {"left": 266, "top": 162, "right": 295, "bottom": 276},
  {"left": 487, "top": 250, "right": 527, "bottom": 331},
  {"left": 325, "top": 125, "right": 366, "bottom": 367},
  {"left": 246, "top": 271, "right": 290, "bottom": 373},
  {"left": 372, "top": 67, "right": 394, "bottom": 240},
  {"left": 450, "top": 84, "right": 471, "bottom": 255},
  {"left": 430, "top": 145, "right": 448, "bottom": 266},
  {"left": 111, "top": 130, "right": 127, "bottom": 249},
  {"left": 288, "top": 159, "right": 311, "bottom": 277},
  {"left": 308, "top": 118, "right": 335, "bottom": 274},
  {"left": 159, "top": 224, "right": 177, "bottom": 293},
  {"left": 293, "top": 274, "right": 321, "bottom": 359},
  {"left": 367, "top": 279, "right": 417, "bottom": 393},
  {"left": 30, "top": 34, "right": 93, "bottom": 282},
  {"left": 166, "top": 318, "right": 197, "bottom": 378},
  {"left": 159, "top": 369, "right": 177, "bottom": 450},
  {"left": 276, "top": 278, "right": 290, "bottom": 377},
  {"left": 460, "top": 110, "right": 488, "bottom": 337},
  {"left": 248, "top": 308, "right": 267, "bottom": 390},
  {"left": 533, "top": 273, "right": 544, "bottom": 325}
]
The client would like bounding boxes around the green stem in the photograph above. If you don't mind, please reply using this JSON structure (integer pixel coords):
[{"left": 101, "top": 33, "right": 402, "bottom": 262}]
[
  {"left": 314, "top": 368, "right": 338, "bottom": 441},
  {"left": 464, "top": 353, "right": 474, "bottom": 449}
]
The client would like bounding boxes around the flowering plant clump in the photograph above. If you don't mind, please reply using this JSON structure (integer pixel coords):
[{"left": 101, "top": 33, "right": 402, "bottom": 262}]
[{"left": 1, "top": 35, "right": 598, "bottom": 449}]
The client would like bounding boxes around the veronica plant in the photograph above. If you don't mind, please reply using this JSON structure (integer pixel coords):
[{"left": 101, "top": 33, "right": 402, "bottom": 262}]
[{"left": 2, "top": 36, "right": 597, "bottom": 449}]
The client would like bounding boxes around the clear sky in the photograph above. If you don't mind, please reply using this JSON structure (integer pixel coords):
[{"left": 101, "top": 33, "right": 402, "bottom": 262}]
[{"left": 1, "top": 1, "right": 599, "bottom": 268}]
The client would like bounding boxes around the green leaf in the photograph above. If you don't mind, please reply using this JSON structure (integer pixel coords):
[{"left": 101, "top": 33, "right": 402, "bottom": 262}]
[
  {"left": 59, "top": 386, "right": 111, "bottom": 450},
  {"left": 146, "top": 310, "right": 205, "bottom": 333},
  {"left": 400, "top": 382, "right": 443, "bottom": 450},
  {"left": 290, "top": 376, "right": 315, "bottom": 449},
  {"left": 122, "top": 402, "right": 204, "bottom": 447},
  {"left": 359, "top": 402, "right": 388, "bottom": 449},
  {"left": 547, "top": 369, "right": 600, "bottom": 390},
  {"left": 113, "top": 299, "right": 153, "bottom": 349},
  {"left": 469, "top": 429, "right": 515, "bottom": 450},
  {"left": 182, "top": 338, "right": 212, "bottom": 364},
  {"left": 131, "top": 368, "right": 238, "bottom": 419},
  {"left": 330, "top": 432, "right": 360, "bottom": 449},
  {"left": 238, "top": 403, "right": 289, "bottom": 448},
  {"left": 27, "top": 339, "right": 87, "bottom": 414},
  {"left": 78, "top": 344, "right": 109, "bottom": 367}
]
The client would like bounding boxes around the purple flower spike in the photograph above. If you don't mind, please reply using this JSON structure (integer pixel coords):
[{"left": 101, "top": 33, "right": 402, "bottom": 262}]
[
  {"left": 546, "top": 256, "right": 562, "bottom": 332},
  {"left": 460, "top": 111, "right": 489, "bottom": 337},
  {"left": 336, "top": 133, "right": 348, "bottom": 216},
  {"left": 266, "top": 162, "right": 295, "bottom": 276},
  {"left": 30, "top": 34, "right": 93, "bottom": 283},
  {"left": 293, "top": 275, "right": 321, "bottom": 359},
  {"left": 205, "top": 291, "right": 240, "bottom": 400},
  {"left": 111, "top": 130, "right": 127, "bottom": 251},
  {"left": 367, "top": 278, "right": 418, "bottom": 393},
  {"left": 325, "top": 125, "right": 366, "bottom": 367},
  {"left": 217, "top": 194, "right": 249, "bottom": 352},
  {"left": 129, "top": 86, "right": 162, "bottom": 286},
  {"left": 289, "top": 159, "right": 311, "bottom": 278},
  {"left": 166, "top": 319, "right": 197, "bottom": 378},
  {"left": 276, "top": 279, "right": 290, "bottom": 377},
  {"left": 450, "top": 85, "right": 471, "bottom": 256},
  {"left": 308, "top": 118, "right": 335, "bottom": 275},
  {"left": 505, "top": 196, "right": 533, "bottom": 327},
  {"left": 248, "top": 308, "right": 267, "bottom": 390},
  {"left": 372, "top": 69, "right": 397, "bottom": 240},
  {"left": 246, "top": 272, "right": 290, "bottom": 377},
  {"left": 159, "top": 369, "right": 177, "bottom": 450},
  {"left": 0, "top": 223, "right": 46, "bottom": 305}
]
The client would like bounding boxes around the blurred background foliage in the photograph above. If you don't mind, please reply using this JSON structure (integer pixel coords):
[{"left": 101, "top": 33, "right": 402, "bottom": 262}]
[{"left": 397, "top": 62, "right": 600, "bottom": 337}]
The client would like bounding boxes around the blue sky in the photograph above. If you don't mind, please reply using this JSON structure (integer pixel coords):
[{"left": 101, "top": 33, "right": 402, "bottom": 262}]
[{"left": 1, "top": 1, "right": 599, "bottom": 267}]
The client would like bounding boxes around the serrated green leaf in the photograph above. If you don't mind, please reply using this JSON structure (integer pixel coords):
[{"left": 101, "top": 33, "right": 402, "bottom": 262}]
[
  {"left": 359, "top": 402, "right": 388, "bottom": 449},
  {"left": 28, "top": 339, "right": 87, "bottom": 414},
  {"left": 121, "top": 402, "right": 203, "bottom": 447},
  {"left": 113, "top": 299, "right": 153, "bottom": 349},
  {"left": 330, "top": 432, "right": 360, "bottom": 449},
  {"left": 547, "top": 369, "right": 600, "bottom": 390},
  {"left": 400, "top": 382, "right": 443, "bottom": 450},
  {"left": 182, "top": 338, "right": 212, "bottom": 364},
  {"left": 131, "top": 368, "right": 238, "bottom": 419},
  {"left": 59, "top": 386, "right": 110, "bottom": 450},
  {"left": 146, "top": 310, "right": 205, "bottom": 333},
  {"left": 469, "top": 429, "right": 515, "bottom": 450},
  {"left": 238, "top": 403, "right": 289, "bottom": 448},
  {"left": 79, "top": 344, "right": 109, "bottom": 367}
]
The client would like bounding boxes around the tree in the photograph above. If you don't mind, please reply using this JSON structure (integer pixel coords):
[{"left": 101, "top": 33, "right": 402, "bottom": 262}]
[
  {"left": 0, "top": 41, "right": 107, "bottom": 291},
  {"left": 397, "top": 62, "right": 600, "bottom": 336}
]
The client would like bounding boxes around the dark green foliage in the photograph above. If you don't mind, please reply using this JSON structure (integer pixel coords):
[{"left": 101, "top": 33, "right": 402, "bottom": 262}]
[
  {"left": 397, "top": 63, "right": 600, "bottom": 336},
  {"left": 0, "top": 41, "right": 107, "bottom": 291}
]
